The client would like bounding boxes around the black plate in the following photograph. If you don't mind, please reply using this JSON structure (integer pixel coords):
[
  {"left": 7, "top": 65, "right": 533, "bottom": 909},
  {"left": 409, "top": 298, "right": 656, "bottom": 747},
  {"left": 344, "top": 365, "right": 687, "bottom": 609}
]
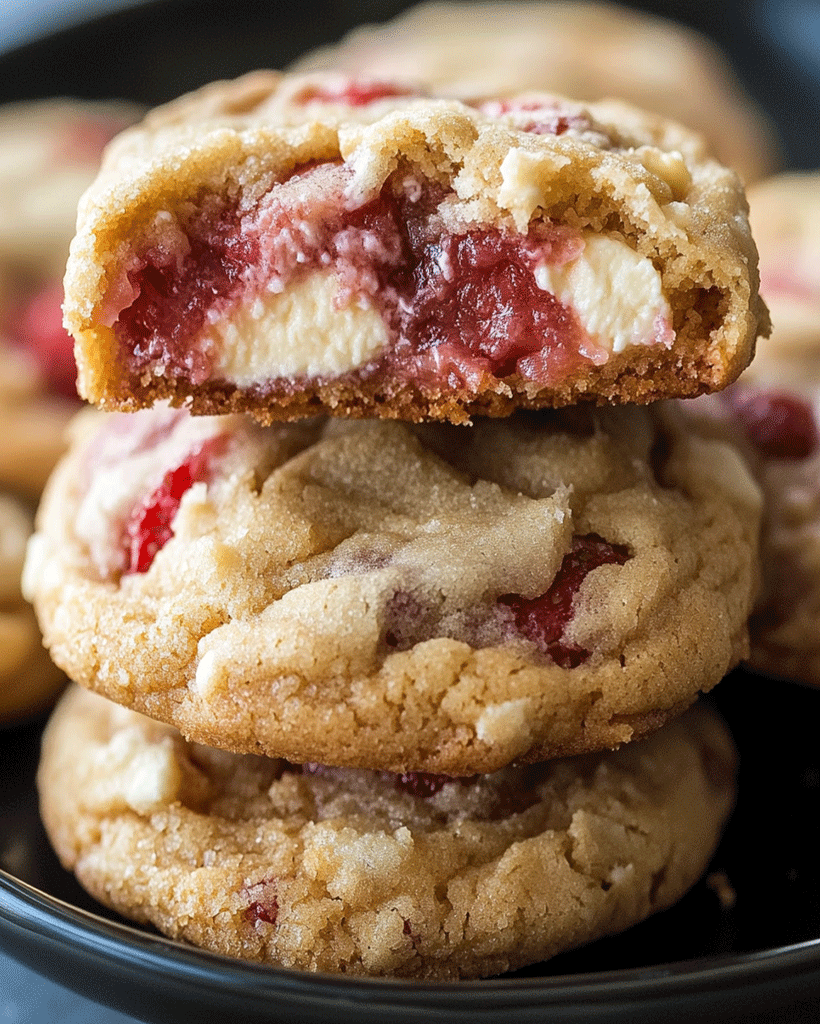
[{"left": 2, "top": 2, "right": 820, "bottom": 1020}]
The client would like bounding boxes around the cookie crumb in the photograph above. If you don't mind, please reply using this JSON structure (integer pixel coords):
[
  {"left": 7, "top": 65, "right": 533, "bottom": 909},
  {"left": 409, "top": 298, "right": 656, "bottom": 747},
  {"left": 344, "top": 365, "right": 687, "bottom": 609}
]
[{"left": 706, "top": 870, "right": 736, "bottom": 910}]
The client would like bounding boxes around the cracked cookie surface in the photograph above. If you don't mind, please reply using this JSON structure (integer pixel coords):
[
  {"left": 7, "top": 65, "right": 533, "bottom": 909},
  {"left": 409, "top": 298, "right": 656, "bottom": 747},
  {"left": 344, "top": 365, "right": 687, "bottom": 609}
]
[
  {"left": 38, "top": 685, "right": 737, "bottom": 979},
  {"left": 25, "top": 403, "right": 759, "bottom": 773},
  {"left": 64, "top": 70, "right": 766, "bottom": 424}
]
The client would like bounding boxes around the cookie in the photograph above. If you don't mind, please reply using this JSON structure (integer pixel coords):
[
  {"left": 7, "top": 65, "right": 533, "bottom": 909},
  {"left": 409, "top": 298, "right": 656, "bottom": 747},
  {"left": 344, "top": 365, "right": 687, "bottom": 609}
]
[
  {"left": 0, "top": 349, "right": 74, "bottom": 501},
  {"left": 744, "top": 172, "right": 820, "bottom": 371},
  {"left": 24, "top": 402, "right": 759, "bottom": 774},
  {"left": 38, "top": 684, "right": 737, "bottom": 979},
  {"left": 0, "top": 97, "right": 142, "bottom": 496},
  {"left": 0, "top": 98, "right": 143, "bottom": 282},
  {"left": 293, "top": 1, "right": 779, "bottom": 184},
  {"left": 63, "top": 70, "right": 767, "bottom": 425},
  {"left": 0, "top": 491, "right": 64, "bottom": 723},
  {"left": 671, "top": 172, "right": 820, "bottom": 686}
]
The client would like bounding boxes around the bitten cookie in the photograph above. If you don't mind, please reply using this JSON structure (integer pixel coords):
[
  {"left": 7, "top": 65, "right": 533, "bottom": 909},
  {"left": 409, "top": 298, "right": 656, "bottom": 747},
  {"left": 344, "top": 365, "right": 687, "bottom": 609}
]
[
  {"left": 293, "top": 0, "right": 779, "bottom": 184},
  {"left": 24, "top": 403, "right": 759, "bottom": 773},
  {"left": 0, "top": 492, "right": 64, "bottom": 723},
  {"left": 38, "top": 685, "right": 737, "bottom": 979},
  {"left": 63, "top": 70, "right": 767, "bottom": 425},
  {"left": 0, "top": 97, "right": 142, "bottom": 496}
]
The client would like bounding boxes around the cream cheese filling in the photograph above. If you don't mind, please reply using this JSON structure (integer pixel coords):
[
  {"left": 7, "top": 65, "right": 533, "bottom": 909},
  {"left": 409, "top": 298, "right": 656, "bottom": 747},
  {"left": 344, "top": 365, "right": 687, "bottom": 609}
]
[{"left": 535, "top": 233, "right": 673, "bottom": 354}]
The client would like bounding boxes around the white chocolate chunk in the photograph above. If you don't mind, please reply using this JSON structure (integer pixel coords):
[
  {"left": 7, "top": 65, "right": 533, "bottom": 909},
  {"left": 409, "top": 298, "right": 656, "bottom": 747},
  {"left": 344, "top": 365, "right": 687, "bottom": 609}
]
[
  {"left": 214, "top": 270, "right": 389, "bottom": 383},
  {"left": 535, "top": 233, "right": 673, "bottom": 353}
]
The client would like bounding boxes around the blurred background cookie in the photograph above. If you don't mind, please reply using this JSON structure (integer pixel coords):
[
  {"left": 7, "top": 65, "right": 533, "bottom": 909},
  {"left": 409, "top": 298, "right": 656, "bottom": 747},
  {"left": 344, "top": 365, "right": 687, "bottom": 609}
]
[
  {"left": 24, "top": 403, "right": 759, "bottom": 773},
  {"left": 293, "top": 0, "right": 779, "bottom": 184},
  {"left": 0, "top": 97, "right": 142, "bottom": 497},
  {"left": 744, "top": 172, "right": 820, "bottom": 374},
  {"left": 676, "top": 171, "right": 820, "bottom": 687},
  {"left": 0, "top": 490, "right": 64, "bottom": 723}
]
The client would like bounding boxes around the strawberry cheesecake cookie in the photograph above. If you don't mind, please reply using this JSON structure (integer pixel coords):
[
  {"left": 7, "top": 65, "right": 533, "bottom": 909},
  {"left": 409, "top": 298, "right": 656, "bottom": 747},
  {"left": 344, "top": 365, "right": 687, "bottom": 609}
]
[
  {"left": 64, "top": 71, "right": 766, "bottom": 425},
  {"left": 0, "top": 491, "right": 64, "bottom": 723},
  {"left": 293, "top": 1, "right": 779, "bottom": 184},
  {"left": 38, "top": 685, "right": 736, "bottom": 979},
  {"left": 25, "top": 402, "right": 759, "bottom": 774},
  {"left": 0, "top": 97, "right": 141, "bottom": 496}
]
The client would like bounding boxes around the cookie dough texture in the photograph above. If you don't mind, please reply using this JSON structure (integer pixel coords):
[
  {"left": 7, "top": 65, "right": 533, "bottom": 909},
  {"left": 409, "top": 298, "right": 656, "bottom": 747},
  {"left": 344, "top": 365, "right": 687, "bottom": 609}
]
[
  {"left": 38, "top": 685, "right": 737, "bottom": 979},
  {"left": 0, "top": 492, "right": 64, "bottom": 722},
  {"left": 64, "top": 70, "right": 766, "bottom": 423},
  {"left": 293, "top": 0, "right": 779, "bottom": 184},
  {"left": 25, "top": 404, "right": 760, "bottom": 773}
]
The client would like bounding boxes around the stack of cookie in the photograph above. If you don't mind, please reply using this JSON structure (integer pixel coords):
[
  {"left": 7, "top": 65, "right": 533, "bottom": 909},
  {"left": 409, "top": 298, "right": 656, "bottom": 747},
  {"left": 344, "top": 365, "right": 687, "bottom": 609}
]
[{"left": 26, "top": 63, "right": 767, "bottom": 978}]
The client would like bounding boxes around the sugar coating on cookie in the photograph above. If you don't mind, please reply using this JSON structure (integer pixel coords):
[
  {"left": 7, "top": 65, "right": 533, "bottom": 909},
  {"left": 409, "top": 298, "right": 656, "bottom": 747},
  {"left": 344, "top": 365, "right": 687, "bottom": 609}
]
[
  {"left": 64, "top": 70, "right": 766, "bottom": 425},
  {"left": 25, "top": 403, "right": 760, "bottom": 773},
  {"left": 293, "top": 0, "right": 779, "bottom": 185},
  {"left": 38, "top": 685, "right": 737, "bottom": 979}
]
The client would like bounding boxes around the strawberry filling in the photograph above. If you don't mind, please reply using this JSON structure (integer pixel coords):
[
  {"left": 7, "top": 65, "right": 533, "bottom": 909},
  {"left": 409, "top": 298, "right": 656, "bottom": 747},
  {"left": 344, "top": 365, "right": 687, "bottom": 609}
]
[
  {"left": 123, "top": 438, "right": 223, "bottom": 574},
  {"left": 243, "top": 879, "right": 278, "bottom": 925},
  {"left": 114, "top": 195, "right": 258, "bottom": 386},
  {"left": 109, "top": 161, "right": 630, "bottom": 394},
  {"left": 499, "top": 533, "right": 630, "bottom": 667},
  {"left": 724, "top": 388, "right": 819, "bottom": 460}
]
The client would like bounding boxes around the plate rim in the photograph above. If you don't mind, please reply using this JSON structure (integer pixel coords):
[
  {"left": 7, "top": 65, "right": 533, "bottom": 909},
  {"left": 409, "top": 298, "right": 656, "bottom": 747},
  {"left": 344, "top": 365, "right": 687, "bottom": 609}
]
[{"left": 4, "top": 865, "right": 820, "bottom": 1011}]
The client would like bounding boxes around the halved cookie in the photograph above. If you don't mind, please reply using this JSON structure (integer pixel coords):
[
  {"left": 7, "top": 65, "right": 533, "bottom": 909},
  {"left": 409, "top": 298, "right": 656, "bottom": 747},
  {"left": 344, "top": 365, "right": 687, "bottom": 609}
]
[{"left": 64, "top": 71, "right": 767, "bottom": 424}]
